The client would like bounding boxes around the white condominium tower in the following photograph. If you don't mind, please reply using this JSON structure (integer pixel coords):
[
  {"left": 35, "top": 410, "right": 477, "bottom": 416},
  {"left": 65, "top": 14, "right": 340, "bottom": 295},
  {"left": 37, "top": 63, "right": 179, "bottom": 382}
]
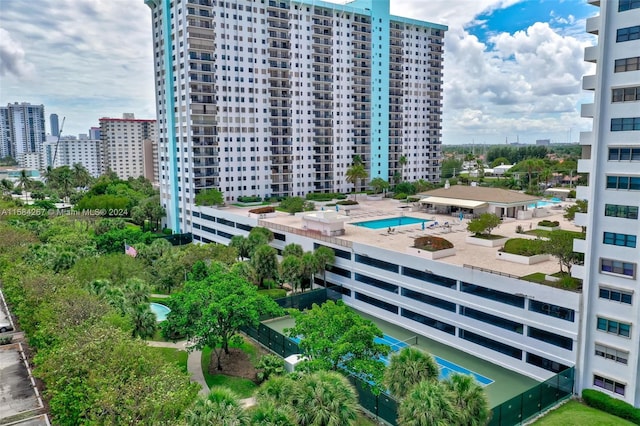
[
  {"left": 144, "top": 0, "right": 447, "bottom": 233},
  {"left": 0, "top": 102, "right": 46, "bottom": 166},
  {"left": 575, "top": 0, "right": 640, "bottom": 406}
]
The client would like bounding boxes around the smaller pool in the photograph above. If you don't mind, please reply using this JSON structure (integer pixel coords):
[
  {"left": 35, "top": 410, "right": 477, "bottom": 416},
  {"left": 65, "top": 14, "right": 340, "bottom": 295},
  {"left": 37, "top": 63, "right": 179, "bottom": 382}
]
[
  {"left": 352, "top": 216, "right": 430, "bottom": 230},
  {"left": 528, "top": 198, "right": 562, "bottom": 209},
  {"left": 150, "top": 302, "right": 171, "bottom": 322}
]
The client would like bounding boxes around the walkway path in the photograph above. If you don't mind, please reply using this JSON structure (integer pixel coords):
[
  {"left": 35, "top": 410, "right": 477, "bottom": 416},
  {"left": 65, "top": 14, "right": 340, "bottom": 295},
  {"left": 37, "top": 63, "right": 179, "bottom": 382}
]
[{"left": 146, "top": 340, "right": 209, "bottom": 397}]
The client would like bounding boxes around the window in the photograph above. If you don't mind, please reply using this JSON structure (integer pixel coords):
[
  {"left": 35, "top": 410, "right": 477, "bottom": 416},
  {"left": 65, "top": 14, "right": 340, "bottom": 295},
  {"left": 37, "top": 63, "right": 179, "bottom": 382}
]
[
  {"left": 597, "top": 317, "right": 631, "bottom": 337},
  {"left": 528, "top": 327, "right": 573, "bottom": 350},
  {"left": 216, "top": 217, "right": 235, "bottom": 227},
  {"left": 355, "top": 254, "right": 399, "bottom": 273},
  {"left": 601, "top": 258, "right": 636, "bottom": 278},
  {"left": 603, "top": 232, "right": 637, "bottom": 248},
  {"left": 460, "top": 282, "right": 525, "bottom": 308},
  {"left": 355, "top": 273, "right": 398, "bottom": 293},
  {"left": 314, "top": 243, "right": 351, "bottom": 260},
  {"left": 617, "top": 26, "right": 640, "bottom": 42},
  {"left": 274, "top": 232, "right": 286, "bottom": 241},
  {"left": 354, "top": 292, "right": 398, "bottom": 313},
  {"left": 606, "top": 175, "right": 640, "bottom": 190},
  {"left": 619, "top": 0, "right": 640, "bottom": 11},
  {"left": 460, "top": 305, "right": 523, "bottom": 333},
  {"left": 612, "top": 86, "right": 640, "bottom": 102},
  {"left": 236, "top": 223, "right": 253, "bottom": 232},
  {"left": 459, "top": 329, "right": 522, "bottom": 359},
  {"left": 401, "top": 308, "right": 455, "bottom": 335},
  {"left": 402, "top": 267, "right": 456, "bottom": 288},
  {"left": 595, "top": 344, "right": 629, "bottom": 365},
  {"left": 605, "top": 204, "right": 639, "bottom": 219},
  {"left": 217, "top": 230, "right": 233, "bottom": 240},
  {"left": 611, "top": 117, "right": 640, "bottom": 131},
  {"left": 614, "top": 57, "right": 640, "bottom": 73},
  {"left": 402, "top": 288, "right": 456, "bottom": 312},
  {"left": 594, "top": 375, "right": 626, "bottom": 396},
  {"left": 329, "top": 265, "right": 351, "bottom": 278},
  {"left": 608, "top": 147, "right": 640, "bottom": 161},
  {"left": 599, "top": 287, "right": 633, "bottom": 304},
  {"left": 528, "top": 300, "right": 575, "bottom": 322},
  {"left": 526, "top": 353, "right": 569, "bottom": 373}
]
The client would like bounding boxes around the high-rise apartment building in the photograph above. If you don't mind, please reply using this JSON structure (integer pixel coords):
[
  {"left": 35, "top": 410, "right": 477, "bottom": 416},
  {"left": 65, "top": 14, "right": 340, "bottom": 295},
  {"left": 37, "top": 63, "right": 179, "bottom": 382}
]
[
  {"left": 574, "top": 0, "right": 640, "bottom": 406},
  {"left": 43, "top": 136, "right": 104, "bottom": 178},
  {"left": 50, "top": 113, "right": 60, "bottom": 137},
  {"left": 99, "top": 114, "right": 157, "bottom": 180},
  {"left": 144, "top": 0, "right": 446, "bottom": 233},
  {"left": 0, "top": 102, "right": 46, "bottom": 167}
]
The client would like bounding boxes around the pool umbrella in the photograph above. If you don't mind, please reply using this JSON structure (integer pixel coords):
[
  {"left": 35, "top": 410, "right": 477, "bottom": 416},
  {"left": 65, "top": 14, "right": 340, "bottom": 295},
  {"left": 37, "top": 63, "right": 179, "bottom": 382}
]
[
  {"left": 459, "top": 211, "right": 464, "bottom": 221},
  {"left": 422, "top": 221, "right": 425, "bottom": 230}
]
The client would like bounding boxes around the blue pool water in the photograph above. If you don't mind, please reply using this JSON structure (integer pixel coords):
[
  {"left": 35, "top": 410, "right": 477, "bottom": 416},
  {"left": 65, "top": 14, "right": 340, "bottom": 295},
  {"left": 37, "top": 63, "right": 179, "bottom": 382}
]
[
  {"left": 352, "top": 216, "right": 430, "bottom": 229},
  {"left": 150, "top": 302, "right": 171, "bottom": 322},
  {"left": 528, "top": 197, "right": 562, "bottom": 209}
]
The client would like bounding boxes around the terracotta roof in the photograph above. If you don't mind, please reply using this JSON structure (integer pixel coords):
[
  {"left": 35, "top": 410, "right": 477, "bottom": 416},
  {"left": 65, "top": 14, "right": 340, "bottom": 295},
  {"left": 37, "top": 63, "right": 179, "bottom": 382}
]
[{"left": 418, "top": 185, "right": 540, "bottom": 204}]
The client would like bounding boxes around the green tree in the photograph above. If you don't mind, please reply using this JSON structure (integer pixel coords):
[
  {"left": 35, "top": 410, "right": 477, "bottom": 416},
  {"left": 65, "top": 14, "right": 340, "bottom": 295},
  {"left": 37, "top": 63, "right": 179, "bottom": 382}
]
[
  {"left": 399, "top": 155, "right": 408, "bottom": 181},
  {"left": 370, "top": 177, "right": 390, "bottom": 195},
  {"left": 195, "top": 188, "right": 224, "bottom": 206},
  {"left": 185, "top": 387, "right": 249, "bottom": 426},
  {"left": 280, "top": 196, "right": 312, "bottom": 214},
  {"left": 18, "top": 169, "right": 32, "bottom": 203},
  {"left": 129, "top": 302, "right": 157, "bottom": 339},
  {"left": 490, "top": 157, "right": 510, "bottom": 168},
  {"left": 520, "top": 158, "right": 545, "bottom": 193},
  {"left": 398, "top": 380, "right": 456, "bottom": 426},
  {"left": 162, "top": 264, "right": 282, "bottom": 370},
  {"left": 255, "top": 354, "right": 286, "bottom": 384},
  {"left": 230, "top": 235, "right": 250, "bottom": 260},
  {"left": 131, "top": 195, "right": 165, "bottom": 230},
  {"left": 295, "top": 371, "right": 358, "bottom": 426},
  {"left": 441, "top": 158, "right": 463, "bottom": 179},
  {"left": 280, "top": 255, "right": 303, "bottom": 293},
  {"left": 286, "top": 300, "right": 389, "bottom": 385},
  {"left": 282, "top": 243, "right": 304, "bottom": 258},
  {"left": 1, "top": 178, "right": 14, "bottom": 196},
  {"left": 443, "top": 373, "right": 491, "bottom": 426},
  {"left": 467, "top": 213, "right": 502, "bottom": 237},
  {"left": 345, "top": 164, "right": 368, "bottom": 199},
  {"left": 72, "top": 163, "right": 93, "bottom": 188},
  {"left": 544, "top": 230, "right": 584, "bottom": 274},
  {"left": 564, "top": 199, "right": 588, "bottom": 232},
  {"left": 300, "top": 251, "right": 318, "bottom": 291},
  {"left": 314, "top": 246, "right": 335, "bottom": 288},
  {"left": 252, "top": 244, "right": 279, "bottom": 287},
  {"left": 250, "top": 401, "right": 296, "bottom": 426},
  {"left": 383, "top": 347, "right": 439, "bottom": 399}
]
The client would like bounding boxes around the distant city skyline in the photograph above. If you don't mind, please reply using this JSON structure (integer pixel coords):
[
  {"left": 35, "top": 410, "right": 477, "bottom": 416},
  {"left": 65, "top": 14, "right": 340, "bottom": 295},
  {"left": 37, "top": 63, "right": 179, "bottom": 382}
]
[{"left": 0, "top": 0, "right": 596, "bottom": 145}]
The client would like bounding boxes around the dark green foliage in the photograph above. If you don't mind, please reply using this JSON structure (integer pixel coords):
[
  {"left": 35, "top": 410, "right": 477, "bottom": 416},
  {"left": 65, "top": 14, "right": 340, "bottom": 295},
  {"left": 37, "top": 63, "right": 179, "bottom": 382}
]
[
  {"left": 258, "top": 288, "right": 287, "bottom": 299},
  {"left": 279, "top": 196, "right": 314, "bottom": 214},
  {"left": 194, "top": 188, "right": 224, "bottom": 206},
  {"left": 336, "top": 200, "right": 358, "bottom": 205},
  {"left": 394, "top": 181, "right": 417, "bottom": 195},
  {"left": 441, "top": 158, "right": 463, "bottom": 179},
  {"left": 502, "top": 238, "right": 547, "bottom": 256},
  {"left": 467, "top": 213, "right": 502, "bottom": 236},
  {"left": 237, "top": 195, "right": 262, "bottom": 203},
  {"left": 255, "top": 354, "right": 286, "bottom": 383},
  {"left": 486, "top": 145, "right": 548, "bottom": 164},
  {"left": 75, "top": 193, "right": 131, "bottom": 212},
  {"left": 582, "top": 389, "right": 640, "bottom": 424},
  {"left": 538, "top": 220, "right": 560, "bottom": 227},
  {"left": 93, "top": 227, "right": 156, "bottom": 254}
]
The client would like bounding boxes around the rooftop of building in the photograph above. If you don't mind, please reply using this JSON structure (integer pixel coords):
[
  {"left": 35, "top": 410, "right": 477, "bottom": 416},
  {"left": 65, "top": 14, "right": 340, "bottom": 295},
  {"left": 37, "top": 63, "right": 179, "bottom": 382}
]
[
  {"left": 215, "top": 193, "right": 582, "bottom": 284},
  {"left": 418, "top": 186, "right": 540, "bottom": 205}
]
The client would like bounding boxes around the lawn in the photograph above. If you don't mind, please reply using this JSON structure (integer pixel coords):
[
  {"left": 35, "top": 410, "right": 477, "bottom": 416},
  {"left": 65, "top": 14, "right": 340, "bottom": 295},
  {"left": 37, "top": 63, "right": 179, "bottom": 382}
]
[
  {"left": 532, "top": 400, "right": 635, "bottom": 425},
  {"left": 148, "top": 346, "right": 188, "bottom": 373},
  {"left": 201, "top": 343, "right": 259, "bottom": 398}
]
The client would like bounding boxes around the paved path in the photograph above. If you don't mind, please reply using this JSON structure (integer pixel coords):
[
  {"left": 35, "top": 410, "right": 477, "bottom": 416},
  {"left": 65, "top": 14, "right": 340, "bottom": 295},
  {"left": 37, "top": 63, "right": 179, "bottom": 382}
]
[{"left": 146, "top": 340, "right": 209, "bottom": 396}]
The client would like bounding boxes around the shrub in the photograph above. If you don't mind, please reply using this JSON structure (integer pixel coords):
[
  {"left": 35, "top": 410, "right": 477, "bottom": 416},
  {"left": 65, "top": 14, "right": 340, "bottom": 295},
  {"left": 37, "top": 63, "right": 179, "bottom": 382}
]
[
  {"left": 538, "top": 220, "right": 559, "bottom": 227},
  {"left": 568, "top": 189, "right": 576, "bottom": 198},
  {"left": 515, "top": 225, "right": 524, "bottom": 234},
  {"left": 0, "top": 336, "right": 12, "bottom": 345},
  {"left": 259, "top": 288, "right": 287, "bottom": 299},
  {"left": 162, "top": 228, "right": 173, "bottom": 235},
  {"left": 407, "top": 196, "right": 420, "bottom": 203},
  {"left": 582, "top": 389, "right": 640, "bottom": 424},
  {"left": 249, "top": 206, "right": 275, "bottom": 214},
  {"left": 393, "top": 192, "right": 408, "bottom": 200},
  {"left": 237, "top": 195, "right": 262, "bottom": 203},
  {"left": 305, "top": 192, "right": 346, "bottom": 201},
  {"left": 279, "top": 197, "right": 313, "bottom": 214},
  {"left": 502, "top": 238, "right": 547, "bottom": 256},
  {"left": 336, "top": 200, "right": 358, "bottom": 206},
  {"left": 467, "top": 213, "right": 501, "bottom": 236},
  {"left": 414, "top": 236, "right": 454, "bottom": 252}
]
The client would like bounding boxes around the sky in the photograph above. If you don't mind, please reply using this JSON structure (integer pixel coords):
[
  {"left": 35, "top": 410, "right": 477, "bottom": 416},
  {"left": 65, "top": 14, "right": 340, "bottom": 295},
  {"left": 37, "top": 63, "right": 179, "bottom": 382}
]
[{"left": 0, "top": 0, "right": 597, "bottom": 145}]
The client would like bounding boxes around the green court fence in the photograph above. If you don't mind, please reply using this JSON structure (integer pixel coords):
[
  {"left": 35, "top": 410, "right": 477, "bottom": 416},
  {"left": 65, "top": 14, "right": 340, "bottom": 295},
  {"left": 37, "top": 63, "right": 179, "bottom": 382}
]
[
  {"left": 157, "top": 232, "right": 193, "bottom": 246},
  {"left": 488, "top": 367, "right": 575, "bottom": 426},
  {"left": 274, "top": 287, "right": 330, "bottom": 310}
]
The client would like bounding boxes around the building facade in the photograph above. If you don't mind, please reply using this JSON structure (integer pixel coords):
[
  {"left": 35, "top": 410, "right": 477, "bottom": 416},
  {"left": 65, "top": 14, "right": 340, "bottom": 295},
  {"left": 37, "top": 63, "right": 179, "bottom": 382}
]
[
  {"left": 0, "top": 102, "right": 46, "bottom": 167},
  {"left": 145, "top": 0, "right": 446, "bottom": 233},
  {"left": 50, "top": 113, "right": 60, "bottom": 137},
  {"left": 99, "top": 114, "right": 157, "bottom": 180},
  {"left": 574, "top": 0, "right": 640, "bottom": 406},
  {"left": 43, "top": 136, "right": 104, "bottom": 178}
]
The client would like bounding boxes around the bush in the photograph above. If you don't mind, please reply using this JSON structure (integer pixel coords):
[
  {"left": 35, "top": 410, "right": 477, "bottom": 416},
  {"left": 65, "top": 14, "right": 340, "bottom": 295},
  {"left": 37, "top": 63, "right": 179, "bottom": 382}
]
[
  {"left": 515, "top": 225, "right": 524, "bottom": 234},
  {"left": 407, "top": 196, "right": 420, "bottom": 203},
  {"left": 582, "top": 389, "right": 640, "bottom": 424},
  {"left": 162, "top": 228, "right": 173, "bottom": 235},
  {"left": 538, "top": 220, "right": 560, "bottom": 227},
  {"left": 258, "top": 288, "right": 287, "bottom": 299},
  {"left": 305, "top": 192, "right": 346, "bottom": 201},
  {"left": 237, "top": 195, "right": 262, "bottom": 203},
  {"left": 336, "top": 200, "right": 358, "bottom": 206},
  {"left": 0, "top": 336, "right": 12, "bottom": 345},
  {"left": 568, "top": 190, "right": 576, "bottom": 198},
  {"left": 414, "top": 236, "right": 454, "bottom": 252},
  {"left": 502, "top": 238, "right": 547, "bottom": 256},
  {"left": 249, "top": 206, "right": 275, "bottom": 214},
  {"left": 393, "top": 193, "right": 408, "bottom": 200}
]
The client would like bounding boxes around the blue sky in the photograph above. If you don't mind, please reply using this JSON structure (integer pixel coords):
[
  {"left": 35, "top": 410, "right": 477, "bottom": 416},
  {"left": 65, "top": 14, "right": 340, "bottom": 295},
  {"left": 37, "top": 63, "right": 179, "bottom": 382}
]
[{"left": 0, "top": 0, "right": 597, "bottom": 145}]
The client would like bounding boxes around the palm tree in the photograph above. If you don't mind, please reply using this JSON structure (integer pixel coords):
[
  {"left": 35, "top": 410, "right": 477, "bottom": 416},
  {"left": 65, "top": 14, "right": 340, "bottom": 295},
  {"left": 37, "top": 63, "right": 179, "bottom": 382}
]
[
  {"left": 185, "top": 387, "right": 249, "bottom": 426},
  {"left": 399, "top": 155, "right": 408, "bottom": 181},
  {"left": 398, "top": 380, "right": 456, "bottom": 426},
  {"left": 443, "top": 373, "right": 491, "bottom": 426},
  {"left": 300, "top": 251, "right": 318, "bottom": 291},
  {"left": 256, "top": 375, "right": 297, "bottom": 403},
  {"left": 18, "top": 169, "right": 32, "bottom": 203},
  {"left": 521, "top": 158, "right": 545, "bottom": 193},
  {"left": 383, "top": 347, "right": 439, "bottom": 399},
  {"left": 129, "top": 303, "right": 156, "bottom": 339},
  {"left": 72, "top": 162, "right": 92, "bottom": 188},
  {"left": 280, "top": 255, "right": 303, "bottom": 293},
  {"left": 123, "top": 278, "right": 151, "bottom": 307},
  {"left": 314, "top": 246, "right": 335, "bottom": 288},
  {"left": 1, "top": 178, "right": 14, "bottom": 196},
  {"left": 345, "top": 163, "right": 368, "bottom": 200},
  {"left": 251, "top": 244, "right": 278, "bottom": 287},
  {"left": 250, "top": 401, "right": 296, "bottom": 426},
  {"left": 294, "top": 371, "right": 358, "bottom": 426},
  {"left": 282, "top": 243, "right": 304, "bottom": 258},
  {"left": 229, "top": 235, "right": 250, "bottom": 260}
]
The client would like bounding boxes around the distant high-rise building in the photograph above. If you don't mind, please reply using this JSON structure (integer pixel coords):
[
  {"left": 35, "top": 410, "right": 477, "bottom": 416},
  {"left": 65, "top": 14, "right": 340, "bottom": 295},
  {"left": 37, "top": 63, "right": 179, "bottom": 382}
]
[
  {"left": 0, "top": 102, "right": 47, "bottom": 168},
  {"left": 89, "top": 127, "right": 101, "bottom": 141},
  {"left": 144, "top": 0, "right": 447, "bottom": 233},
  {"left": 100, "top": 114, "right": 157, "bottom": 180},
  {"left": 43, "top": 136, "right": 103, "bottom": 177},
  {"left": 536, "top": 139, "right": 551, "bottom": 146},
  {"left": 50, "top": 113, "right": 60, "bottom": 137},
  {"left": 574, "top": 0, "right": 640, "bottom": 407}
]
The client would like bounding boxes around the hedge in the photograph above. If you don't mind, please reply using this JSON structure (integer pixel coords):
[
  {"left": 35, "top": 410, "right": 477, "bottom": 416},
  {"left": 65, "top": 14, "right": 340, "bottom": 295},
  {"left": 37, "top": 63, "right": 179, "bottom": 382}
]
[
  {"left": 502, "top": 238, "right": 547, "bottom": 256},
  {"left": 582, "top": 389, "right": 640, "bottom": 424},
  {"left": 336, "top": 200, "right": 358, "bottom": 206},
  {"left": 238, "top": 195, "right": 262, "bottom": 203},
  {"left": 414, "top": 236, "right": 453, "bottom": 252},
  {"left": 305, "top": 193, "right": 346, "bottom": 201},
  {"left": 249, "top": 206, "right": 275, "bottom": 214},
  {"left": 538, "top": 220, "right": 560, "bottom": 227}
]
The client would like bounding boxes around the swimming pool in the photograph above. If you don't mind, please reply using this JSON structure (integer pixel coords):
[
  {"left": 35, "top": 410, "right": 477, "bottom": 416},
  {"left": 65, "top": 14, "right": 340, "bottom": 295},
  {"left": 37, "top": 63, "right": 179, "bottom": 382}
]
[
  {"left": 352, "top": 216, "right": 430, "bottom": 229},
  {"left": 150, "top": 302, "right": 171, "bottom": 322},
  {"left": 528, "top": 198, "right": 562, "bottom": 209}
]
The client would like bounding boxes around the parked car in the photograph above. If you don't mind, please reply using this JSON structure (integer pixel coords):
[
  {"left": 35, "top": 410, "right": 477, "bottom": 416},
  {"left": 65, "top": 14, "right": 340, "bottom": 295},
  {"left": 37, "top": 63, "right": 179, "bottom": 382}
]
[{"left": 0, "top": 321, "right": 13, "bottom": 333}]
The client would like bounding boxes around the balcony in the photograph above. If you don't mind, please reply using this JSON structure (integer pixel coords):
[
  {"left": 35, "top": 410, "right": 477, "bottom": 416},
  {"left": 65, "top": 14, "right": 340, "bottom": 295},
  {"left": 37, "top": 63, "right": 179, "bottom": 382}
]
[
  {"left": 586, "top": 16, "right": 599, "bottom": 34},
  {"left": 580, "top": 103, "right": 594, "bottom": 118},
  {"left": 582, "top": 75, "right": 596, "bottom": 91},
  {"left": 579, "top": 131, "right": 593, "bottom": 146},
  {"left": 584, "top": 46, "right": 598, "bottom": 63},
  {"left": 577, "top": 158, "right": 592, "bottom": 174}
]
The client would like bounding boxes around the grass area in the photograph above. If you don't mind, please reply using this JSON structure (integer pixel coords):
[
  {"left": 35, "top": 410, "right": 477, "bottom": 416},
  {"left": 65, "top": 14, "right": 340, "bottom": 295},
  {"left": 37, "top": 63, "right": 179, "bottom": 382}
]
[
  {"left": 532, "top": 400, "right": 635, "bottom": 425},
  {"left": 149, "top": 296, "right": 170, "bottom": 304},
  {"left": 258, "top": 288, "right": 287, "bottom": 299},
  {"left": 148, "top": 346, "right": 188, "bottom": 373},
  {"left": 525, "top": 229, "right": 551, "bottom": 238},
  {"left": 201, "top": 340, "right": 259, "bottom": 398},
  {"left": 232, "top": 201, "right": 271, "bottom": 207},
  {"left": 354, "top": 413, "right": 380, "bottom": 426},
  {"left": 471, "top": 233, "right": 507, "bottom": 240},
  {"left": 520, "top": 272, "right": 582, "bottom": 291}
]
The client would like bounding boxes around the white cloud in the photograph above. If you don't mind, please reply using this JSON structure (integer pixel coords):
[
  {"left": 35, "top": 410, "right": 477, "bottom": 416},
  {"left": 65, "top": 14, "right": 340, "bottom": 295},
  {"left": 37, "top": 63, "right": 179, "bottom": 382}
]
[{"left": 0, "top": 28, "right": 35, "bottom": 79}]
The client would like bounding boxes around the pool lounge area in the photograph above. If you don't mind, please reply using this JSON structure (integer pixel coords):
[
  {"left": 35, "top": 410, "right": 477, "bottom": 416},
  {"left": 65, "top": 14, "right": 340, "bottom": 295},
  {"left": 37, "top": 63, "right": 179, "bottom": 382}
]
[{"left": 352, "top": 216, "right": 430, "bottom": 230}]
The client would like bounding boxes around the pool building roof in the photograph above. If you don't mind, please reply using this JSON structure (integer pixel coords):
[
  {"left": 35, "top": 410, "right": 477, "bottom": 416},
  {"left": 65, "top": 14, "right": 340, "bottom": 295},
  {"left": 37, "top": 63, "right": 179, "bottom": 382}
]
[{"left": 418, "top": 186, "right": 540, "bottom": 206}]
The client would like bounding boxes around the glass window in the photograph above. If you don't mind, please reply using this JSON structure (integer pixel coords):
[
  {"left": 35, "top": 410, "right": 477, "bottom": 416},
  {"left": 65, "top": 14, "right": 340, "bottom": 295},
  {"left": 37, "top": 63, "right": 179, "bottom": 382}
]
[
  {"left": 460, "top": 282, "right": 525, "bottom": 308},
  {"left": 529, "top": 300, "right": 575, "bottom": 322},
  {"left": 597, "top": 317, "right": 632, "bottom": 337},
  {"left": 355, "top": 254, "right": 399, "bottom": 273},
  {"left": 594, "top": 375, "right": 626, "bottom": 396},
  {"left": 604, "top": 204, "right": 639, "bottom": 219},
  {"left": 354, "top": 292, "right": 398, "bottom": 313},
  {"left": 619, "top": 0, "right": 640, "bottom": 11},
  {"left": 355, "top": 273, "right": 398, "bottom": 294},
  {"left": 601, "top": 258, "right": 637, "bottom": 278},
  {"left": 595, "top": 344, "right": 629, "bottom": 365},
  {"left": 402, "top": 288, "right": 456, "bottom": 312},
  {"left": 616, "top": 25, "right": 640, "bottom": 42},
  {"left": 329, "top": 265, "right": 351, "bottom": 278},
  {"left": 526, "top": 353, "right": 569, "bottom": 373},
  {"left": 528, "top": 326, "right": 573, "bottom": 350},
  {"left": 611, "top": 117, "right": 640, "bottom": 131},
  {"left": 599, "top": 287, "right": 633, "bottom": 304},
  {"left": 603, "top": 232, "right": 637, "bottom": 248},
  {"left": 459, "top": 328, "right": 522, "bottom": 359},
  {"left": 459, "top": 305, "right": 523, "bottom": 333},
  {"left": 401, "top": 308, "right": 455, "bottom": 335},
  {"left": 402, "top": 267, "right": 457, "bottom": 288}
]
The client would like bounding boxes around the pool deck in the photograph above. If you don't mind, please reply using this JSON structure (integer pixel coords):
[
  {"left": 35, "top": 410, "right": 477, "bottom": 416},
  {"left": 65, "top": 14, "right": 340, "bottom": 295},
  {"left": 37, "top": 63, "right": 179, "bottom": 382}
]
[{"left": 264, "top": 312, "right": 539, "bottom": 407}]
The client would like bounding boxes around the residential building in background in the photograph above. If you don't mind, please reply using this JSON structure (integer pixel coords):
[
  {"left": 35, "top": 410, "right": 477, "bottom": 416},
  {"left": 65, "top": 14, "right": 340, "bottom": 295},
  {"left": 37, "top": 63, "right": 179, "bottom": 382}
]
[
  {"left": 145, "top": 0, "right": 447, "bottom": 233},
  {"left": 143, "top": 138, "right": 159, "bottom": 186},
  {"left": 43, "top": 135, "right": 103, "bottom": 177},
  {"left": 0, "top": 102, "right": 46, "bottom": 168},
  {"left": 574, "top": 0, "right": 640, "bottom": 406},
  {"left": 89, "top": 126, "right": 101, "bottom": 141},
  {"left": 99, "top": 114, "right": 157, "bottom": 180},
  {"left": 50, "top": 113, "right": 60, "bottom": 137}
]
